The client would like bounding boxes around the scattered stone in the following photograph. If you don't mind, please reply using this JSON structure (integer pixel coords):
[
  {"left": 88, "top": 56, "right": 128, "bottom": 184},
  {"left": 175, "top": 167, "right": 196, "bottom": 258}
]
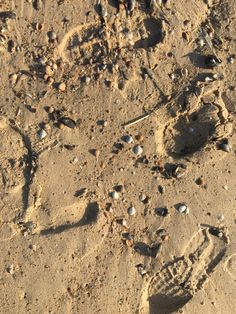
[
  {"left": 208, "top": 227, "right": 223, "bottom": 238},
  {"left": 74, "top": 188, "right": 87, "bottom": 198},
  {"left": 158, "top": 185, "right": 164, "bottom": 194},
  {"left": 58, "top": 82, "right": 66, "bottom": 92},
  {"left": 47, "top": 30, "right": 57, "bottom": 41},
  {"left": 0, "top": 11, "right": 16, "bottom": 20},
  {"left": 195, "top": 177, "right": 204, "bottom": 186},
  {"left": 155, "top": 207, "right": 168, "bottom": 217},
  {"left": 84, "top": 76, "right": 91, "bottom": 85},
  {"left": 64, "top": 144, "right": 76, "bottom": 150},
  {"left": 111, "top": 191, "right": 119, "bottom": 200},
  {"left": 37, "top": 129, "right": 47, "bottom": 140},
  {"left": 135, "top": 134, "right": 144, "bottom": 142},
  {"left": 116, "top": 218, "right": 128, "bottom": 227},
  {"left": 122, "top": 134, "right": 133, "bottom": 144},
  {"left": 91, "top": 149, "right": 100, "bottom": 158},
  {"left": 219, "top": 141, "right": 231, "bottom": 152},
  {"left": 177, "top": 204, "right": 189, "bottom": 214},
  {"left": 156, "top": 229, "right": 169, "bottom": 241},
  {"left": 227, "top": 55, "right": 235, "bottom": 64},
  {"left": 114, "top": 184, "right": 124, "bottom": 193},
  {"left": 218, "top": 214, "right": 224, "bottom": 222},
  {"left": 205, "top": 54, "right": 221, "bottom": 68},
  {"left": 112, "top": 142, "right": 124, "bottom": 154},
  {"left": 58, "top": 117, "right": 76, "bottom": 128},
  {"left": 133, "top": 145, "right": 143, "bottom": 155},
  {"left": 29, "top": 244, "right": 37, "bottom": 251},
  {"left": 136, "top": 264, "right": 148, "bottom": 277},
  {"left": 45, "top": 65, "right": 53, "bottom": 76},
  {"left": 128, "top": 206, "right": 136, "bottom": 216},
  {"left": 6, "top": 265, "right": 15, "bottom": 275},
  {"left": 139, "top": 193, "right": 150, "bottom": 204},
  {"left": 162, "top": 163, "right": 187, "bottom": 179},
  {"left": 71, "top": 157, "right": 78, "bottom": 164},
  {"left": 139, "top": 193, "right": 146, "bottom": 202}
]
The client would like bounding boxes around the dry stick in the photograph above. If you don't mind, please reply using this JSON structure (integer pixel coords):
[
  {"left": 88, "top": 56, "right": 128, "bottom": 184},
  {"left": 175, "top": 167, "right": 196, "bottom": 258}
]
[{"left": 123, "top": 89, "right": 183, "bottom": 128}]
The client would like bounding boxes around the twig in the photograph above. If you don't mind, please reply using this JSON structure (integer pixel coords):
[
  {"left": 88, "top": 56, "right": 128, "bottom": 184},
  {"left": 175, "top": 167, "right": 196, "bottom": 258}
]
[{"left": 123, "top": 89, "right": 183, "bottom": 128}]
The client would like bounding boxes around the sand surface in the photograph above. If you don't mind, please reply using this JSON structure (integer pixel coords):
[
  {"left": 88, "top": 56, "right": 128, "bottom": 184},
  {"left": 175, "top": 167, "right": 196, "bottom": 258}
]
[{"left": 0, "top": 0, "right": 236, "bottom": 313}]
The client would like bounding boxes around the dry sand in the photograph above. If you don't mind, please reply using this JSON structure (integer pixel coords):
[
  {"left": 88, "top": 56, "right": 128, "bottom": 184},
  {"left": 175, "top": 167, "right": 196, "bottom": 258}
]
[{"left": 0, "top": 0, "right": 236, "bottom": 313}]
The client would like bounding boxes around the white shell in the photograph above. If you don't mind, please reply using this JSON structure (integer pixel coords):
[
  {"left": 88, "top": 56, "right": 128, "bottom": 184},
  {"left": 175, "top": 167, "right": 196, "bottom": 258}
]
[
  {"left": 37, "top": 129, "right": 47, "bottom": 140},
  {"left": 128, "top": 206, "right": 136, "bottom": 216},
  {"left": 133, "top": 145, "right": 143, "bottom": 155}
]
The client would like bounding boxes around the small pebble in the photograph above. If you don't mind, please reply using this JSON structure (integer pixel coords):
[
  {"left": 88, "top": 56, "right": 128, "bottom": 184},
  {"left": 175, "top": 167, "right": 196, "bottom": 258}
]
[
  {"left": 48, "top": 106, "right": 54, "bottom": 114},
  {"left": 128, "top": 206, "right": 136, "bottom": 216},
  {"left": 218, "top": 214, "right": 224, "bottom": 222},
  {"left": 6, "top": 265, "right": 14, "bottom": 275},
  {"left": 114, "top": 184, "right": 124, "bottom": 193},
  {"left": 47, "top": 31, "right": 57, "bottom": 41},
  {"left": 228, "top": 55, "right": 234, "bottom": 64},
  {"left": 84, "top": 76, "right": 91, "bottom": 85},
  {"left": 139, "top": 193, "right": 147, "bottom": 202},
  {"left": 111, "top": 191, "right": 119, "bottom": 200},
  {"left": 135, "top": 134, "right": 144, "bottom": 142},
  {"left": 94, "top": 149, "right": 100, "bottom": 158},
  {"left": 158, "top": 185, "right": 164, "bottom": 194},
  {"left": 122, "top": 134, "right": 133, "bottom": 144},
  {"left": 29, "top": 244, "right": 37, "bottom": 251},
  {"left": 58, "top": 82, "right": 66, "bottom": 92},
  {"left": 205, "top": 55, "right": 221, "bottom": 68},
  {"left": 155, "top": 207, "right": 168, "bottom": 217},
  {"left": 177, "top": 204, "right": 189, "bottom": 214},
  {"left": 133, "top": 145, "right": 143, "bottom": 155},
  {"left": 220, "top": 143, "right": 231, "bottom": 152},
  {"left": 117, "top": 218, "right": 127, "bottom": 227},
  {"left": 37, "top": 129, "right": 47, "bottom": 140},
  {"left": 195, "top": 177, "right": 204, "bottom": 186}
]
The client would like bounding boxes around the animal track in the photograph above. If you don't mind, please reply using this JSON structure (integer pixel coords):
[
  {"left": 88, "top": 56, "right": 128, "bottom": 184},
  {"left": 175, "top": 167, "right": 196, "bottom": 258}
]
[{"left": 141, "top": 228, "right": 228, "bottom": 314}]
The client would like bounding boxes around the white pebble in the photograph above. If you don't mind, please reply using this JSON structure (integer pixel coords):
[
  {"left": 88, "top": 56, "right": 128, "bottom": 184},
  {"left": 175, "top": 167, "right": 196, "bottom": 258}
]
[
  {"left": 47, "top": 31, "right": 57, "bottom": 40},
  {"left": 133, "top": 145, "right": 143, "bottom": 155},
  {"left": 128, "top": 206, "right": 136, "bottom": 216},
  {"left": 121, "top": 219, "right": 127, "bottom": 227},
  {"left": 85, "top": 76, "right": 91, "bottom": 85},
  {"left": 218, "top": 214, "right": 224, "bottom": 222},
  {"left": 139, "top": 193, "right": 146, "bottom": 202},
  {"left": 37, "top": 129, "right": 47, "bottom": 140},
  {"left": 177, "top": 204, "right": 189, "bottom": 214},
  {"left": 111, "top": 191, "right": 119, "bottom": 200}
]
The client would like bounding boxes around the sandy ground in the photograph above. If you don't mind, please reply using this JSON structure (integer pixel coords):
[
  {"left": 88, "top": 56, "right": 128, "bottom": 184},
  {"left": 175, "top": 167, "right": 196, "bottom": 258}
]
[{"left": 0, "top": 0, "right": 236, "bottom": 313}]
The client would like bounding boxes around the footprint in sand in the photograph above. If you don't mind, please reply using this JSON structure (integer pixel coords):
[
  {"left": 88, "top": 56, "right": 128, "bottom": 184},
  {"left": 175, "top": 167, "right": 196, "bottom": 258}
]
[
  {"left": 22, "top": 142, "right": 109, "bottom": 261},
  {"left": 155, "top": 85, "right": 233, "bottom": 163},
  {"left": 140, "top": 227, "right": 228, "bottom": 314},
  {"left": 0, "top": 119, "right": 27, "bottom": 223}
]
